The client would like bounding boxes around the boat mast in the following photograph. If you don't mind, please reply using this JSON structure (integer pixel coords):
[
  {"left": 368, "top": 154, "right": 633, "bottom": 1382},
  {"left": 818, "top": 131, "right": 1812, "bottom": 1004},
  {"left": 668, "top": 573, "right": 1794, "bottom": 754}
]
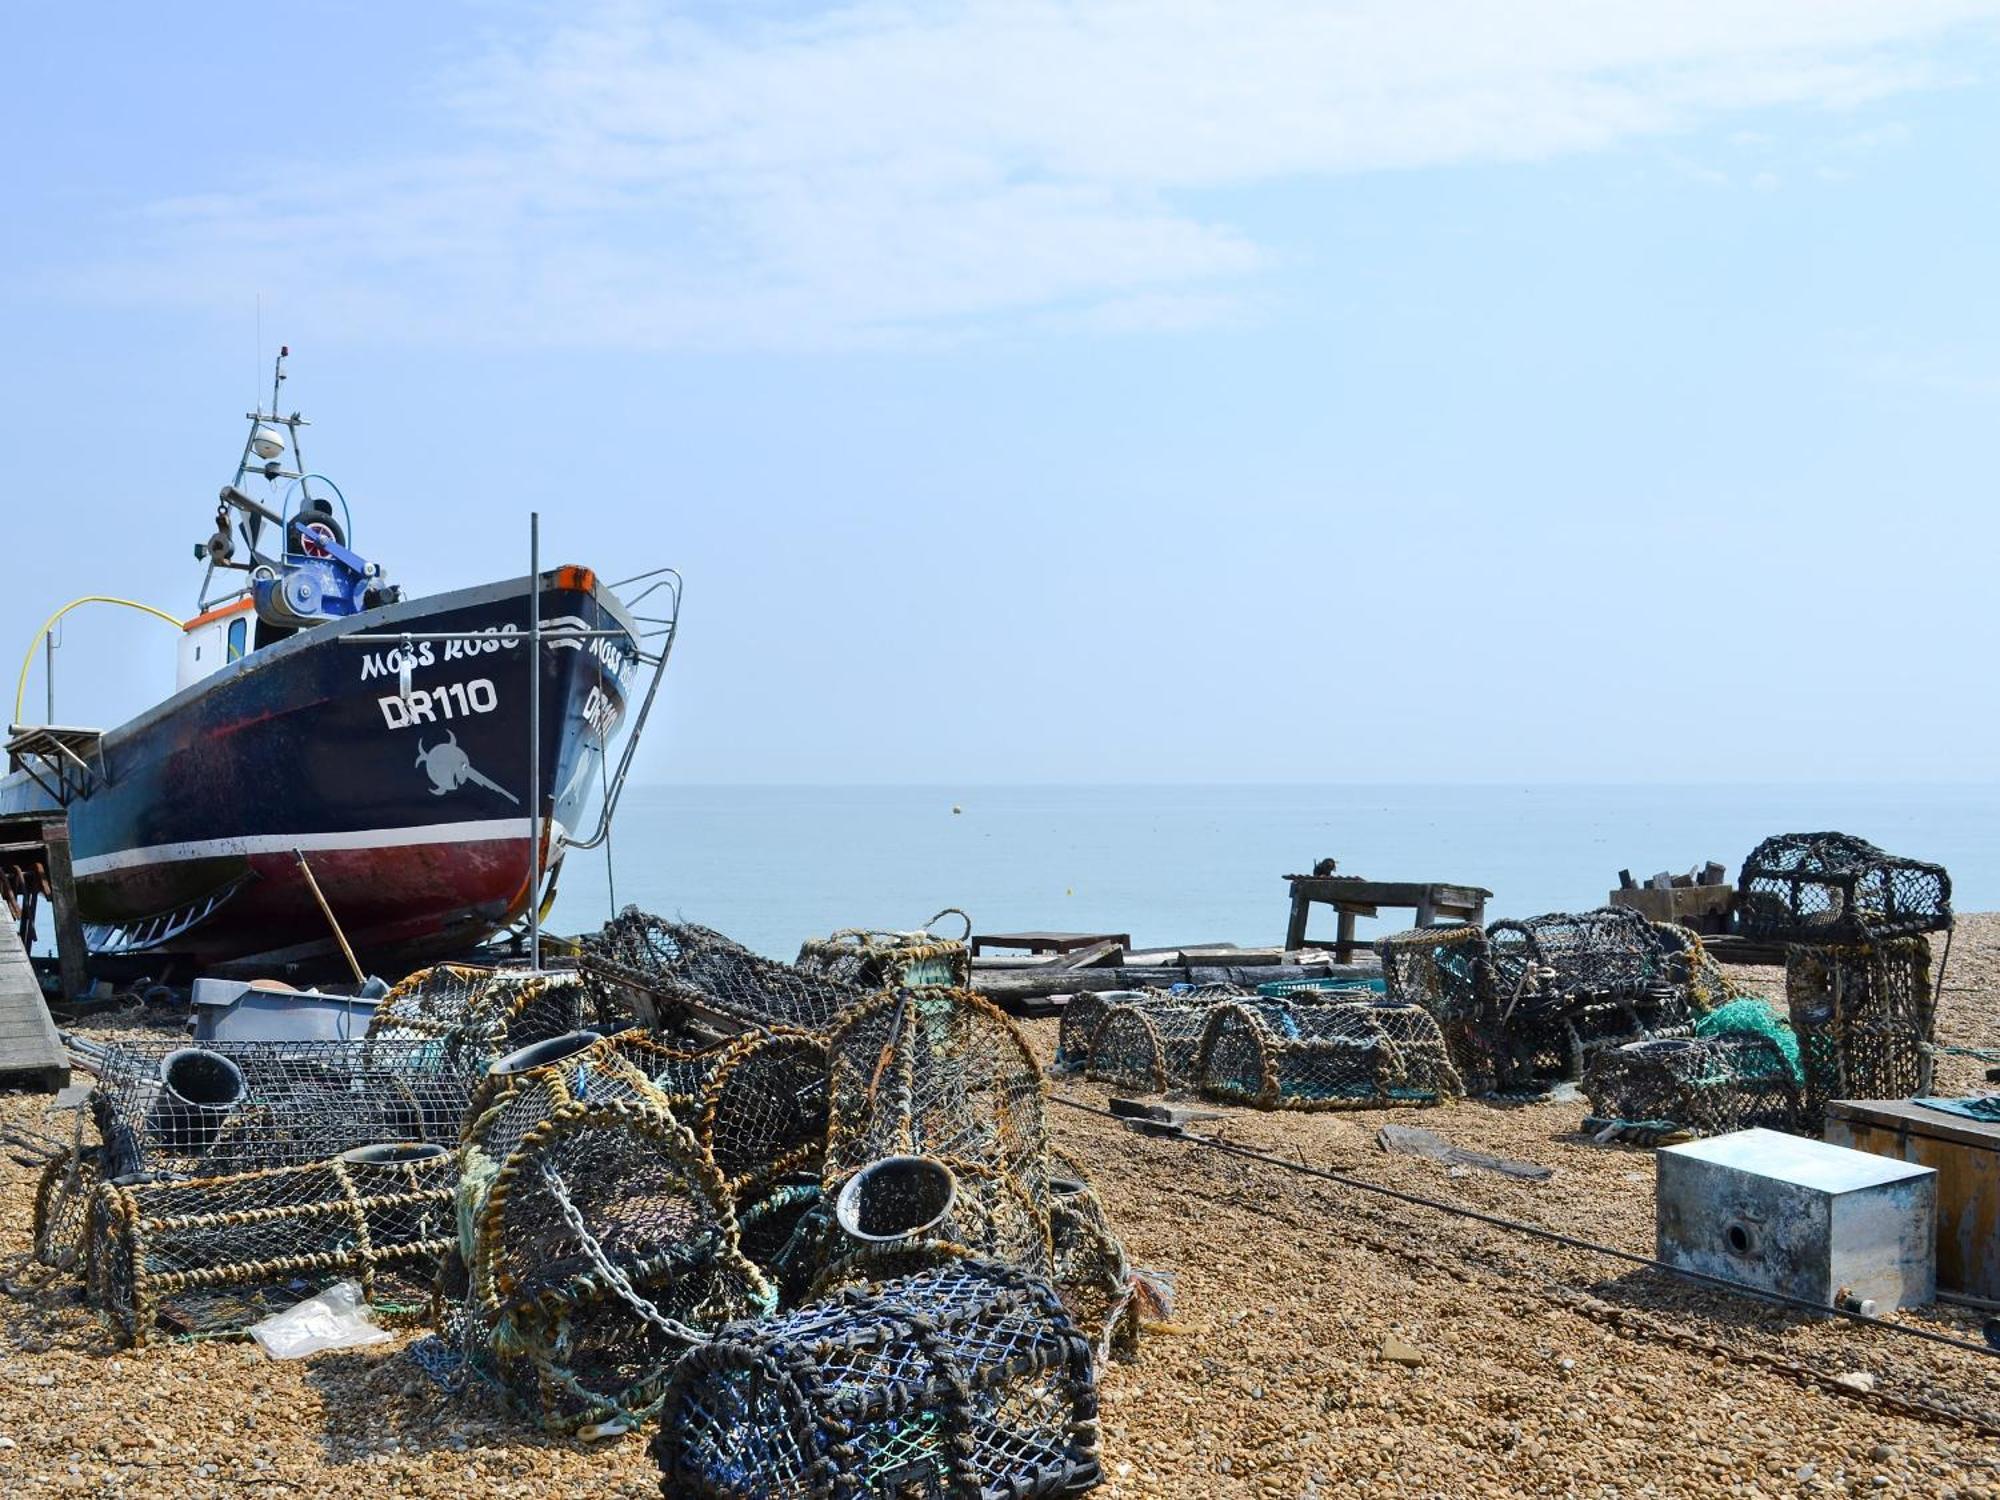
[{"left": 199, "top": 347, "right": 314, "bottom": 612}]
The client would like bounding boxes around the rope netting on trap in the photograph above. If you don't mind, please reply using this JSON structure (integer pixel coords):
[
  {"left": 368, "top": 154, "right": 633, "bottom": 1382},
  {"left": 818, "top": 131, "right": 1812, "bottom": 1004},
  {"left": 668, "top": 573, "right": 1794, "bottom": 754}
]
[
  {"left": 1737, "top": 832, "right": 1952, "bottom": 945},
  {"left": 578, "top": 909, "right": 870, "bottom": 1037},
  {"left": 368, "top": 964, "right": 621, "bottom": 1059},
  {"left": 444, "top": 1043, "right": 775, "bottom": 1431},
  {"left": 819, "top": 989, "right": 1054, "bottom": 1290},
  {"left": 795, "top": 908, "right": 973, "bottom": 991},
  {"left": 652, "top": 1258, "right": 1101, "bottom": 1500},
  {"left": 1376, "top": 926, "right": 1487, "bottom": 1019},
  {"left": 1581, "top": 1034, "right": 1801, "bottom": 1139},
  {"left": 84, "top": 1038, "right": 477, "bottom": 1179},
  {"left": 1195, "top": 998, "right": 1464, "bottom": 1111},
  {"left": 1379, "top": 911, "right": 1700, "bottom": 1095},
  {"left": 1652, "top": 922, "right": 1741, "bottom": 1012},
  {"left": 1786, "top": 935, "right": 1936, "bottom": 1123},
  {"left": 1079, "top": 994, "right": 1218, "bottom": 1094},
  {"left": 86, "top": 1141, "right": 456, "bottom": 1346}
]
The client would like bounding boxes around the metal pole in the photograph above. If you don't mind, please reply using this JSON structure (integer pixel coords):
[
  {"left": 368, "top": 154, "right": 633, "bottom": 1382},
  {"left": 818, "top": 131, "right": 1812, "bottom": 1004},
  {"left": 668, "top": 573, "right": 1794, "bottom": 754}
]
[
  {"left": 528, "top": 512, "right": 541, "bottom": 972},
  {"left": 44, "top": 631, "right": 54, "bottom": 724}
]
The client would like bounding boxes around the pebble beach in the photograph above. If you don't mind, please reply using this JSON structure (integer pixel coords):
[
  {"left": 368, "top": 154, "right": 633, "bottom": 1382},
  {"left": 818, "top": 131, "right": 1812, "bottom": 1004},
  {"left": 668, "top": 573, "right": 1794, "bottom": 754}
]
[{"left": 4, "top": 918, "right": 2000, "bottom": 1498}]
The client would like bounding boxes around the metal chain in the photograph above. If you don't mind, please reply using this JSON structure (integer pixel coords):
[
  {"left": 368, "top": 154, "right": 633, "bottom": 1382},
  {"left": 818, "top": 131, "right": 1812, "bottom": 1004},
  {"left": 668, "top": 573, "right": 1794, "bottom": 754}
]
[{"left": 536, "top": 1159, "right": 713, "bottom": 1346}]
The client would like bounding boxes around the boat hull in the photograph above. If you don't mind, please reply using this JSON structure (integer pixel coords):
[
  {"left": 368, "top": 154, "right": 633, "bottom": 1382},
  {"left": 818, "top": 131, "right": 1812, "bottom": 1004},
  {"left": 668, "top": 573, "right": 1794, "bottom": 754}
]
[{"left": 0, "top": 569, "right": 643, "bottom": 978}]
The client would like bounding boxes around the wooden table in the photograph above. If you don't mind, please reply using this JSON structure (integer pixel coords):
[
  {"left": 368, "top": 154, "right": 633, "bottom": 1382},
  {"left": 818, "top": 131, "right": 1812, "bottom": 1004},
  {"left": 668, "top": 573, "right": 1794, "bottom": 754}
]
[
  {"left": 1283, "top": 876, "right": 1491, "bottom": 962},
  {"left": 969, "top": 930, "right": 1132, "bottom": 958}
]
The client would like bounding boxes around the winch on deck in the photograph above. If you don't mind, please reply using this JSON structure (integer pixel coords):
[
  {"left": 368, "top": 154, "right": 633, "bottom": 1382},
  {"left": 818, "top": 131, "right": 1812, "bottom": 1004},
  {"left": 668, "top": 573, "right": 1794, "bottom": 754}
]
[{"left": 248, "top": 495, "right": 383, "bottom": 628}]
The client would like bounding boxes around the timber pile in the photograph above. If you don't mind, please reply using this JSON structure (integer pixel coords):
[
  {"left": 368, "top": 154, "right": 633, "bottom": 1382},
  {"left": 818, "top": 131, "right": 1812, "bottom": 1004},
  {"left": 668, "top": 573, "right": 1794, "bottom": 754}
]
[{"left": 970, "top": 942, "right": 1380, "bottom": 1011}]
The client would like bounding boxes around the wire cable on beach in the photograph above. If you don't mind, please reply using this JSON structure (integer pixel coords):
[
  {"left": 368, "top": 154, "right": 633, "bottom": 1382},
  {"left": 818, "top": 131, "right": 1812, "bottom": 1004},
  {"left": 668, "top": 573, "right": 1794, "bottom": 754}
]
[{"left": 1048, "top": 1092, "right": 2000, "bottom": 1364}]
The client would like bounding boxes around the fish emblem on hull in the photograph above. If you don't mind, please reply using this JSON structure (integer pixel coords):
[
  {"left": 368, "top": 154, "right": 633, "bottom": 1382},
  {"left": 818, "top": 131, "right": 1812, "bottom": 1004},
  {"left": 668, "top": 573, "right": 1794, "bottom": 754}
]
[{"left": 415, "top": 731, "right": 520, "bottom": 805}]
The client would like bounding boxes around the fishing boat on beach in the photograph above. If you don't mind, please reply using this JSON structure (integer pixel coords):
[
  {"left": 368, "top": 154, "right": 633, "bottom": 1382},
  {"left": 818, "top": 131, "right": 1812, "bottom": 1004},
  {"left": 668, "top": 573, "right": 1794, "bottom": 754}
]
[{"left": 0, "top": 349, "right": 676, "bottom": 977}]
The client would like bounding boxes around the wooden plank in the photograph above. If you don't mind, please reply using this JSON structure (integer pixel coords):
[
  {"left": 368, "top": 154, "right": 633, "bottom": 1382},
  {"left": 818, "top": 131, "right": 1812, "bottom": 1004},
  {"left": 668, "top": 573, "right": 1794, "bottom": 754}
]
[
  {"left": 1177, "top": 946, "right": 1289, "bottom": 967},
  {"left": 1284, "top": 895, "right": 1310, "bottom": 951},
  {"left": 39, "top": 820, "right": 87, "bottom": 1004},
  {"left": 1287, "top": 877, "right": 1493, "bottom": 906},
  {"left": 1052, "top": 940, "right": 1123, "bottom": 971},
  {"left": 0, "top": 914, "right": 66, "bottom": 1091}
]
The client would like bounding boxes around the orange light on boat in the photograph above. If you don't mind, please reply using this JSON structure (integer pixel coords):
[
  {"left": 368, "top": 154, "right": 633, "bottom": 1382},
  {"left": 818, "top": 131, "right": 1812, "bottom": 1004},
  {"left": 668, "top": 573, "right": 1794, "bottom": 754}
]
[{"left": 551, "top": 565, "right": 597, "bottom": 593}]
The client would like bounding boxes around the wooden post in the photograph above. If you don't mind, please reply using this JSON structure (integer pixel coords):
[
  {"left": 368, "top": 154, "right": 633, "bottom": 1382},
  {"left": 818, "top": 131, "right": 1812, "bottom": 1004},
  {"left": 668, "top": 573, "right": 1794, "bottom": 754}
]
[
  {"left": 39, "top": 819, "right": 88, "bottom": 1003},
  {"left": 1334, "top": 908, "right": 1357, "bottom": 962},
  {"left": 1284, "top": 891, "right": 1310, "bottom": 951}
]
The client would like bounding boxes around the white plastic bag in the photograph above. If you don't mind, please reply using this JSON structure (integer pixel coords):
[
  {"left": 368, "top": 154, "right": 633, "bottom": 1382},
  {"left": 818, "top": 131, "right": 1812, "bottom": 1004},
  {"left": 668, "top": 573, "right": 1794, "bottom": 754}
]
[{"left": 249, "top": 1281, "right": 394, "bottom": 1359}]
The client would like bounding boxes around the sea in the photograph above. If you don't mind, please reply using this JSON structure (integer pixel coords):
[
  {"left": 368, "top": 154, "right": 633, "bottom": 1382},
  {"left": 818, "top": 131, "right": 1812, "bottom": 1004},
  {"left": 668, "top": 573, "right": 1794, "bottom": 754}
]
[{"left": 545, "top": 783, "right": 2000, "bottom": 959}]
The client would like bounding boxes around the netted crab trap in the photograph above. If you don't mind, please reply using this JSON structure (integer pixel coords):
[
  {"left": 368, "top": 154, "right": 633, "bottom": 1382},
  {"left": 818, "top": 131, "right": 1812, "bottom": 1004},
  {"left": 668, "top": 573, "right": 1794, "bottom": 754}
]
[
  {"left": 86, "top": 1141, "right": 455, "bottom": 1346},
  {"left": 1195, "top": 998, "right": 1464, "bottom": 1111},
  {"left": 1581, "top": 1034, "right": 1801, "bottom": 1138},
  {"left": 651, "top": 1258, "right": 1101, "bottom": 1500},
  {"left": 1053, "top": 991, "right": 1137, "bottom": 1074},
  {"left": 368, "top": 964, "right": 618, "bottom": 1058},
  {"left": 821, "top": 990, "right": 1053, "bottom": 1287},
  {"left": 1046, "top": 1166, "right": 1139, "bottom": 1360},
  {"left": 1737, "top": 833, "right": 1952, "bottom": 945},
  {"left": 1785, "top": 936, "right": 1936, "bottom": 1121},
  {"left": 1480, "top": 912, "right": 1697, "bottom": 1092},
  {"left": 1377, "top": 926, "right": 1487, "bottom": 1018},
  {"left": 76, "top": 1038, "right": 477, "bottom": 1185},
  {"left": 447, "top": 1041, "right": 774, "bottom": 1430},
  {"left": 579, "top": 909, "right": 868, "bottom": 1037},
  {"left": 795, "top": 909, "right": 973, "bottom": 990},
  {"left": 1079, "top": 994, "right": 1218, "bottom": 1094},
  {"left": 1651, "top": 923, "right": 1740, "bottom": 1011}
]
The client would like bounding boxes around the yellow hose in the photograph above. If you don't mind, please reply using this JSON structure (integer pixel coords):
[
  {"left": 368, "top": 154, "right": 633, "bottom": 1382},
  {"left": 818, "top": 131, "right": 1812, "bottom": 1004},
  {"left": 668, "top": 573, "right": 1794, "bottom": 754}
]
[{"left": 14, "top": 596, "right": 184, "bottom": 725}]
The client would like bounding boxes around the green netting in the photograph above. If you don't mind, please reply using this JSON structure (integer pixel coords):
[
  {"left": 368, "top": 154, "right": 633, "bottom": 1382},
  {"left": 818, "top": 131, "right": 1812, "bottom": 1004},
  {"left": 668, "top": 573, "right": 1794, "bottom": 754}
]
[{"left": 1696, "top": 997, "right": 1802, "bottom": 1085}]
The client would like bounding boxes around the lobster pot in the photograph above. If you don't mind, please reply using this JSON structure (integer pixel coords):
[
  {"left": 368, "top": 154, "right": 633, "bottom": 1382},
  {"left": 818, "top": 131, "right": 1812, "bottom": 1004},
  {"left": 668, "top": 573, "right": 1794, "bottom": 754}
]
[
  {"left": 578, "top": 1028, "right": 829, "bottom": 1207},
  {"left": 827, "top": 991, "right": 1048, "bottom": 1195},
  {"left": 370, "top": 965, "right": 618, "bottom": 1059},
  {"left": 1055, "top": 991, "right": 1139, "bottom": 1074},
  {"left": 653, "top": 1260, "right": 1101, "bottom": 1500},
  {"left": 86, "top": 1142, "right": 455, "bottom": 1346},
  {"left": 697, "top": 1030, "right": 831, "bottom": 1203},
  {"left": 733, "top": 1177, "right": 829, "bottom": 1307},
  {"left": 1582, "top": 1035, "right": 1801, "bottom": 1137},
  {"left": 1652, "top": 923, "right": 1737, "bottom": 1013},
  {"left": 1377, "top": 926, "right": 1487, "bottom": 1019},
  {"left": 822, "top": 992, "right": 1053, "bottom": 1285},
  {"left": 1048, "top": 1171, "right": 1137, "bottom": 1360},
  {"left": 1197, "top": 1000, "right": 1464, "bottom": 1112},
  {"left": 453, "top": 1048, "right": 774, "bottom": 1430},
  {"left": 86, "top": 1038, "right": 478, "bottom": 1180},
  {"left": 1738, "top": 833, "right": 1952, "bottom": 945},
  {"left": 33, "top": 1145, "right": 100, "bottom": 1270},
  {"left": 1081, "top": 999, "right": 1211, "bottom": 1094},
  {"left": 1486, "top": 909, "right": 1680, "bottom": 1004},
  {"left": 1786, "top": 938, "right": 1935, "bottom": 1122},
  {"left": 795, "top": 911, "right": 973, "bottom": 990},
  {"left": 580, "top": 909, "right": 868, "bottom": 1037}
]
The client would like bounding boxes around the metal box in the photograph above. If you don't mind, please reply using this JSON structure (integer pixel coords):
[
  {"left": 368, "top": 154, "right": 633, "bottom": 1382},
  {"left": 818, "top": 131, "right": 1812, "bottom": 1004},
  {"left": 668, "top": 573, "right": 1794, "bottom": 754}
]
[
  {"left": 1825, "top": 1098, "right": 2000, "bottom": 1303},
  {"left": 1656, "top": 1127, "right": 1936, "bottom": 1310}
]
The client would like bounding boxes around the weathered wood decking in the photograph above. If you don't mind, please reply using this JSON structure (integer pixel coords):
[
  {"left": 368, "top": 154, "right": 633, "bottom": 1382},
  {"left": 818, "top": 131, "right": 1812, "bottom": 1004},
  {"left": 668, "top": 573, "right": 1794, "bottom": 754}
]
[{"left": 0, "top": 915, "right": 67, "bottom": 1091}]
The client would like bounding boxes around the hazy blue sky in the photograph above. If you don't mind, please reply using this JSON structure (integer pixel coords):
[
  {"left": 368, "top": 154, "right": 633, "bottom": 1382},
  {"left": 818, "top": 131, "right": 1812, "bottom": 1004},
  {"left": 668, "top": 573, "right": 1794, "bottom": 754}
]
[{"left": 3, "top": 2, "right": 1997, "bottom": 783}]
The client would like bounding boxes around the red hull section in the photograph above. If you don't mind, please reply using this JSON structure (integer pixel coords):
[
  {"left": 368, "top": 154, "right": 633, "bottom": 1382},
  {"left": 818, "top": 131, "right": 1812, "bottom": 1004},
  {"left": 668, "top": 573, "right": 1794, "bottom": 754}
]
[{"left": 106, "top": 832, "right": 558, "bottom": 975}]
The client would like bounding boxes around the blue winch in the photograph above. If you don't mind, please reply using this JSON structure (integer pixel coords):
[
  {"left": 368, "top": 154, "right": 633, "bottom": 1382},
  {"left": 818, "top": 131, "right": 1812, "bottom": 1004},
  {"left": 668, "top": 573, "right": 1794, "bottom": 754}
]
[{"left": 248, "top": 497, "right": 382, "bottom": 628}]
